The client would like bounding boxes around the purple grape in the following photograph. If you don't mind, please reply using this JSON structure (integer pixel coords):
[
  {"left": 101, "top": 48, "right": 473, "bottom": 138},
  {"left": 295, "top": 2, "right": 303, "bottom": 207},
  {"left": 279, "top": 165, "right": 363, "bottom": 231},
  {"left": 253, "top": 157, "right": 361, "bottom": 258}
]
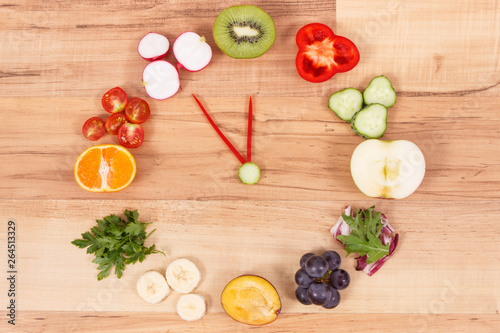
[
  {"left": 322, "top": 286, "right": 341, "bottom": 309},
  {"left": 307, "top": 282, "right": 331, "bottom": 305},
  {"left": 295, "top": 286, "right": 312, "bottom": 305},
  {"left": 330, "top": 269, "right": 350, "bottom": 290},
  {"left": 300, "top": 253, "right": 315, "bottom": 269},
  {"left": 304, "top": 255, "right": 328, "bottom": 278},
  {"left": 295, "top": 268, "right": 315, "bottom": 288},
  {"left": 322, "top": 251, "right": 341, "bottom": 271}
]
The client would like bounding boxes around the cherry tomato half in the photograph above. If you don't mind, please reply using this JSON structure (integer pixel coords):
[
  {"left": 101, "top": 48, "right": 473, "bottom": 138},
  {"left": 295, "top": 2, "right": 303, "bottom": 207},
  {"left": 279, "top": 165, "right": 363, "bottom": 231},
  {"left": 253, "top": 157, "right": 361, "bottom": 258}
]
[
  {"left": 82, "top": 117, "right": 106, "bottom": 141},
  {"left": 118, "top": 123, "right": 144, "bottom": 148},
  {"left": 105, "top": 113, "right": 128, "bottom": 135},
  {"left": 295, "top": 23, "right": 360, "bottom": 83},
  {"left": 125, "top": 97, "right": 150, "bottom": 124},
  {"left": 102, "top": 87, "right": 129, "bottom": 114}
]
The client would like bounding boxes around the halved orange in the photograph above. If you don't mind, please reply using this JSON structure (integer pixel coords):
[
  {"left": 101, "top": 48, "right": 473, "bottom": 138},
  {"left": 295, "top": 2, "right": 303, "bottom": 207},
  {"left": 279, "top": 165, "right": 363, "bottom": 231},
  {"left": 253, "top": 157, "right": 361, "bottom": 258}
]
[{"left": 74, "top": 144, "right": 136, "bottom": 192}]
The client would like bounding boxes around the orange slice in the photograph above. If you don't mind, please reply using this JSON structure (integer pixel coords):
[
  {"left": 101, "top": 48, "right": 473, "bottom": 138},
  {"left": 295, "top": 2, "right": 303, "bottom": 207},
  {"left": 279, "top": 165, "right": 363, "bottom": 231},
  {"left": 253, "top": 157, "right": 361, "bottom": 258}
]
[{"left": 74, "top": 144, "right": 136, "bottom": 192}]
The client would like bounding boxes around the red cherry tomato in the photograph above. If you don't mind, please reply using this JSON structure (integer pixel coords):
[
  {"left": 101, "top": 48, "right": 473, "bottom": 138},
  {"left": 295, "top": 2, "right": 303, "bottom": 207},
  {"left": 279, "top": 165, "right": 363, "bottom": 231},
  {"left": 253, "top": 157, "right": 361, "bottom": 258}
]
[
  {"left": 295, "top": 23, "right": 359, "bottom": 83},
  {"left": 102, "top": 87, "right": 129, "bottom": 114},
  {"left": 125, "top": 97, "right": 150, "bottom": 124},
  {"left": 82, "top": 117, "right": 106, "bottom": 141},
  {"left": 105, "top": 113, "right": 128, "bottom": 135},
  {"left": 118, "top": 123, "right": 144, "bottom": 148}
]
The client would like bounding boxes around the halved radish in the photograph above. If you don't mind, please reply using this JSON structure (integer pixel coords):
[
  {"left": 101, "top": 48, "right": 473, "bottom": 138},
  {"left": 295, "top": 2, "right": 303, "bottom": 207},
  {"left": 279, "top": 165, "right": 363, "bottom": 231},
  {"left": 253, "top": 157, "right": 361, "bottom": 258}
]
[
  {"left": 173, "top": 32, "right": 212, "bottom": 72},
  {"left": 138, "top": 32, "right": 170, "bottom": 61},
  {"left": 142, "top": 60, "right": 180, "bottom": 100}
]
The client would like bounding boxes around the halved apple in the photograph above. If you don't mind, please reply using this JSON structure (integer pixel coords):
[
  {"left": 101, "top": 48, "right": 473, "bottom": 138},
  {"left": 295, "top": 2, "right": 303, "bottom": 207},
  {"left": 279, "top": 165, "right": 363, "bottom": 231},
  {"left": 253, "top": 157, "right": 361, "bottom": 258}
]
[
  {"left": 221, "top": 275, "right": 281, "bottom": 326},
  {"left": 351, "top": 139, "right": 426, "bottom": 199}
]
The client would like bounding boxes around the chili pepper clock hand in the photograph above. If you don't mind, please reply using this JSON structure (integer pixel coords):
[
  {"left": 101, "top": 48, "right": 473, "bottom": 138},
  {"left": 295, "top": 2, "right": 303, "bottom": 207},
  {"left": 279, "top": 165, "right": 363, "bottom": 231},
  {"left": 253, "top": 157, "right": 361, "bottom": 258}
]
[{"left": 192, "top": 94, "right": 260, "bottom": 184}]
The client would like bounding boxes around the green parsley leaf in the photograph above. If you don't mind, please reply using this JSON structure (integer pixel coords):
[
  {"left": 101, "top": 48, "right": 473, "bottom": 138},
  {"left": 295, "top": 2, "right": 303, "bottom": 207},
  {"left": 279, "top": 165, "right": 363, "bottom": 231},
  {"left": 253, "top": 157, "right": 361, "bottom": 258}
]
[
  {"left": 124, "top": 221, "right": 146, "bottom": 237},
  {"left": 71, "top": 209, "right": 165, "bottom": 280},
  {"left": 336, "top": 206, "right": 390, "bottom": 264}
]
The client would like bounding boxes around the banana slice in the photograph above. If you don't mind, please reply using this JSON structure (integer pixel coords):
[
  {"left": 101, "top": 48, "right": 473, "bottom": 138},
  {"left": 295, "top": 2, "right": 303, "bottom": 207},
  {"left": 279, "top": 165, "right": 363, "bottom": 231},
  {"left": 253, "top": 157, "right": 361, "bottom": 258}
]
[
  {"left": 136, "top": 270, "right": 170, "bottom": 304},
  {"left": 165, "top": 258, "right": 201, "bottom": 293},
  {"left": 176, "top": 293, "right": 206, "bottom": 321}
]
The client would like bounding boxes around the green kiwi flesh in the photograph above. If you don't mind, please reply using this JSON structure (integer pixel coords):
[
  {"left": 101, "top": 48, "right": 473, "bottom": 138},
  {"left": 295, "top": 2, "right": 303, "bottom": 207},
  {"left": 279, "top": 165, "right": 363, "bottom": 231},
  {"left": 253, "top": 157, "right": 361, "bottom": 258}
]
[{"left": 213, "top": 5, "right": 276, "bottom": 59}]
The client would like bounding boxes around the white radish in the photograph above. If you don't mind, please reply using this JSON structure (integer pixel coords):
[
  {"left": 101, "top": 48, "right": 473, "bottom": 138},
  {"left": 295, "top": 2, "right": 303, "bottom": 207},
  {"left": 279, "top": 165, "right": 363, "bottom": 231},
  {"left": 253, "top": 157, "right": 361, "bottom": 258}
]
[
  {"left": 138, "top": 32, "right": 170, "bottom": 61},
  {"left": 173, "top": 32, "right": 212, "bottom": 72},
  {"left": 142, "top": 60, "right": 180, "bottom": 100}
]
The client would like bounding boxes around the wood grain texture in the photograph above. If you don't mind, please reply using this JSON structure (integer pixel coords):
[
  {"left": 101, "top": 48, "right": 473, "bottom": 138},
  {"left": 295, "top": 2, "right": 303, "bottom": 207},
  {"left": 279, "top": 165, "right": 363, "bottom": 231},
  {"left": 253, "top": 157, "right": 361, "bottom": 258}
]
[
  {"left": 0, "top": 200, "right": 499, "bottom": 314},
  {"left": 337, "top": 0, "right": 500, "bottom": 97},
  {"left": 0, "top": 0, "right": 335, "bottom": 98},
  {"left": 1, "top": 0, "right": 500, "bottom": 331},
  {"left": 10, "top": 312, "right": 500, "bottom": 333},
  {"left": 1, "top": 96, "right": 499, "bottom": 200},
  {"left": 1, "top": 0, "right": 499, "bottom": 98}
]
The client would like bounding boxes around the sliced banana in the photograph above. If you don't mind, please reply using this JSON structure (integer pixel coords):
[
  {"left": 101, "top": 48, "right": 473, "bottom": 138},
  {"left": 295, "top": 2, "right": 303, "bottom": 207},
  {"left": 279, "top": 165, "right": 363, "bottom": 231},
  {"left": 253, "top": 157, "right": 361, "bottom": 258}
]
[
  {"left": 136, "top": 270, "right": 170, "bottom": 304},
  {"left": 176, "top": 293, "right": 206, "bottom": 321},
  {"left": 165, "top": 258, "right": 201, "bottom": 293}
]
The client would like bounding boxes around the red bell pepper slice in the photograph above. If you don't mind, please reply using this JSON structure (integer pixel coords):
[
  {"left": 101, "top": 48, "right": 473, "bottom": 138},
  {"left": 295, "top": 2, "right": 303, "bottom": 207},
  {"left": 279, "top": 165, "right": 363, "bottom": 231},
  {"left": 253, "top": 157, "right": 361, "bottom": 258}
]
[{"left": 295, "top": 23, "right": 360, "bottom": 83}]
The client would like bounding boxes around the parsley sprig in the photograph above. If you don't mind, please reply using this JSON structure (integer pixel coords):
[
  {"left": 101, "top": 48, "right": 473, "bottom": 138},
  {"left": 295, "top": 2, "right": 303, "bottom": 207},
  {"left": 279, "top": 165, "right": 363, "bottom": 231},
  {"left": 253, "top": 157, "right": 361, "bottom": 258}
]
[
  {"left": 71, "top": 209, "right": 164, "bottom": 280},
  {"left": 336, "top": 206, "right": 389, "bottom": 264}
]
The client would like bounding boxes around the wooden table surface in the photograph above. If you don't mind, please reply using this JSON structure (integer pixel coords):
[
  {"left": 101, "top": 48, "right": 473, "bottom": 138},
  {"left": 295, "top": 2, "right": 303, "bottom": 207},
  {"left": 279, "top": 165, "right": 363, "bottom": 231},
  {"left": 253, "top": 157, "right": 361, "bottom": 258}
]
[{"left": 1, "top": 0, "right": 500, "bottom": 332}]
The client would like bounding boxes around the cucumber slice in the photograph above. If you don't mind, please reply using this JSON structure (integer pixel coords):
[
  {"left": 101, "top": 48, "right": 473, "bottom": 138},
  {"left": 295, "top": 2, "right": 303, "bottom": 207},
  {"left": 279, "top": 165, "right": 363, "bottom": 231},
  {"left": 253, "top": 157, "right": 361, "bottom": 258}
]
[
  {"left": 351, "top": 103, "right": 388, "bottom": 139},
  {"left": 363, "top": 76, "right": 396, "bottom": 107},
  {"left": 238, "top": 162, "right": 260, "bottom": 185},
  {"left": 328, "top": 88, "right": 363, "bottom": 122}
]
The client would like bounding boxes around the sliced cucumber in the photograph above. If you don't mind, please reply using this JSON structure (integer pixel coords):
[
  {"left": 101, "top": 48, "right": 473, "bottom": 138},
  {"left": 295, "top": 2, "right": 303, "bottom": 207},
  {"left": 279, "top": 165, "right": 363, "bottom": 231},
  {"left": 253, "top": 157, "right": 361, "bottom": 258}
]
[
  {"left": 238, "top": 162, "right": 260, "bottom": 185},
  {"left": 363, "top": 76, "right": 396, "bottom": 108},
  {"left": 351, "top": 103, "right": 388, "bottom": 139},
  {"left": 328, "top": 88, "right": 364, "bottom": 122}
]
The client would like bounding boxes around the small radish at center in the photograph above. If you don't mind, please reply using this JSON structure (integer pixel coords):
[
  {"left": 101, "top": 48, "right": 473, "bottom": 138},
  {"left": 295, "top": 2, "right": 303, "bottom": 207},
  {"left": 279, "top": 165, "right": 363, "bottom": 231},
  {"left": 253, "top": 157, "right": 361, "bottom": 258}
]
[{"left": 173, "top": 32, "right": 213, "bottom": 72}]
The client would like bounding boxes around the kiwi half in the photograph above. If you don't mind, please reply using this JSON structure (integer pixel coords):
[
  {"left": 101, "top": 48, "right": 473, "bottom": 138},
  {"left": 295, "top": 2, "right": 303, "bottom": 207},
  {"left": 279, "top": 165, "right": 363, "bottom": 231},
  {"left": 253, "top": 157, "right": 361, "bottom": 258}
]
[{"left": 213, "top": 5, "right": 276, "bottom": 59}]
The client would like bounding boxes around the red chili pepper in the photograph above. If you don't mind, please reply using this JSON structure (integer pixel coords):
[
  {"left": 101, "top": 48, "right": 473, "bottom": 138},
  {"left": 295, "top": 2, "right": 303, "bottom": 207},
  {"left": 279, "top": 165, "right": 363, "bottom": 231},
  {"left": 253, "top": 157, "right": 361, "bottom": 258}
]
[
  {"left": 192, "top": 94, "right": 247, "bottom": 165},
  {"left": 247, "top": 96, "right": 252, "bottom": 162},
  {"left": 295, "top": 23, "right": 360, "bottom": 83}
]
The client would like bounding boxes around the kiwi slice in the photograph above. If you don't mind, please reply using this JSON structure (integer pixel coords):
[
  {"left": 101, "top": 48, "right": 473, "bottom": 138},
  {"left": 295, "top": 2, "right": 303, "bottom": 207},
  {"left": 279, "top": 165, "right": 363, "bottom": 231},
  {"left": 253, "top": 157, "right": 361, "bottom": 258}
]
[{"left": 213, "top": 5, "right": 276, "bottom": 59}]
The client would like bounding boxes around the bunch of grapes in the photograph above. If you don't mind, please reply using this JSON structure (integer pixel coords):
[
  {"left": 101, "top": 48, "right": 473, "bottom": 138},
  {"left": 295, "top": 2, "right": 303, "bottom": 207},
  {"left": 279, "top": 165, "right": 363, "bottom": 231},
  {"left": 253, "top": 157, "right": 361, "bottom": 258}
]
[{"left": 295, "top": 251, "right": 350, "bottom": 309}]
